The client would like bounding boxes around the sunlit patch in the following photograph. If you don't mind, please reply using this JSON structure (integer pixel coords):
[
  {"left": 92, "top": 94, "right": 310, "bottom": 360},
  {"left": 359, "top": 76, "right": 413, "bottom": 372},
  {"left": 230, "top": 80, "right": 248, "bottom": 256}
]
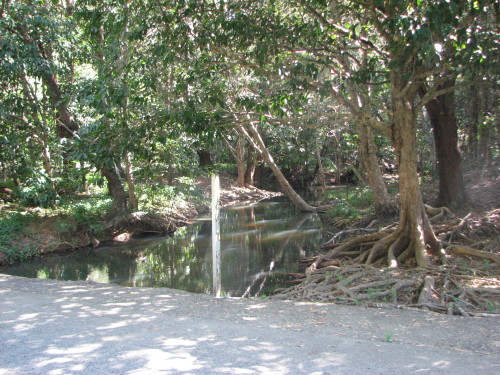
[
  {"left": 45, "top": 343, "right": 102, "bottom": 355},
  {"left": 96, "top": 321, "right": 129, "bottom": 330},
  {"left": 245, "top": 304, "right": 267, "bottom": 310},
  {"left": 242, "top": 316, "right": 257, "bottom": 321},
  {"left": 431, "top": 360, "right": 451, "bottom": 368},
  {"left": 17, "top": 313, "right": 39, "bottom": 320},
  {"left": 161, "top": 338, "right": 197, "bottom": 347},
  {"left": 120, "top": 348, "right": 202, "bottom": 372},
  {"left": 60, "top": 304, "right": 81, "bottom": 309}
]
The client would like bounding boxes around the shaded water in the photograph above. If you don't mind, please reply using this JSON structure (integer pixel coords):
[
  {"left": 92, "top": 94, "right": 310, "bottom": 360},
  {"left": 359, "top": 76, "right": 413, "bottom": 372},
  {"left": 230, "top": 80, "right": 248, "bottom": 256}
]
[{"left": 3, "top": 199, "right": 324, "bottom": 297}]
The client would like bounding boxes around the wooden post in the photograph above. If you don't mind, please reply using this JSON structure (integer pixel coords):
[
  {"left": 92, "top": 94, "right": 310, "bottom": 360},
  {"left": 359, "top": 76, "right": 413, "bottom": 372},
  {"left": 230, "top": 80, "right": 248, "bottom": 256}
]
[{"left": 211, "top": 173, "right": 222, "bottom": 297}]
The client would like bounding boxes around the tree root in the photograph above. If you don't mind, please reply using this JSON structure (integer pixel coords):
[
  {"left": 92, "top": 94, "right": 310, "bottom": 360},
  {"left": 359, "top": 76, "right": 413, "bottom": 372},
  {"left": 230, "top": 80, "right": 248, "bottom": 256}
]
[
  {"left": 272, "top": 248, "right": 500, "bottom": 315},
  {"left": 425, "top": 204, "right": 455, "bottom": 223},
  {"left": 447, "top": 245, "right": 500, "bottom": 264},
  {"left": 106, "top": 212, "right": 177, "bottom": 238},
  {"left": 323, "top": 228, "right": 377, "bottom": 247}
]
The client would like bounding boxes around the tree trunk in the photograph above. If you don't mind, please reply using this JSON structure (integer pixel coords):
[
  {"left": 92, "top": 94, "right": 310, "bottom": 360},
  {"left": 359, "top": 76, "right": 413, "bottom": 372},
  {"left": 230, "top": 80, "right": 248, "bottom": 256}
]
[
  {"left": 238, "top": 124, "right": 317, "bottom": 212},
  {"left": 42, "top": 146, "right": 53, "bottom": 178},
  {"left": 358, "top": 121, "right": 393, "bottom": 216},
  {"left": 244, "top": 145, "right": 256, "bottom": 186},
  {"left": 236, "top": 136, "right": 246, "bottom": 187},
  {"left": 101, "top": 166, "right": 129, "bottom": 220},
  {"left": 375, "top": 95, "right": 441, "bottom": 267},
  {"left": 333, "top": 136, "right": 341, "bottom": 184},
  {"left": 197, "top": 150, "right": 213, "bottom": 168},
  {"left": 125, "top": 153, "right": 139, "bottom": 211},
  {"left": 38, "top": 68, "right": 78, "bottom": 138},
  {"left": 80, "top": 160, "right": 87, "bottom": 192},
  {"left": 421, "top": 80, "right": 466, "bottom": 208}
]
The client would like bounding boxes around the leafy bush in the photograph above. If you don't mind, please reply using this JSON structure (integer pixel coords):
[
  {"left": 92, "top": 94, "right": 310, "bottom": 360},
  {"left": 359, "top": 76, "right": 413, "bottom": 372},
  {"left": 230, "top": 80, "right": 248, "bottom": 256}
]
[
  {"left": 16, "top": 174, "right": 59, "bottom": 208},
  {"left": 325, "top": 187, "right": 374, "bottom": 219},
  {"left": 137, "top": 177, "right": 205, "bottom": 211},
  {"left": 56, "top": 197, "right": 111, "bottom": 237},
  {"left": 0, "top": 213, "right": 39, "bottom": 264}
]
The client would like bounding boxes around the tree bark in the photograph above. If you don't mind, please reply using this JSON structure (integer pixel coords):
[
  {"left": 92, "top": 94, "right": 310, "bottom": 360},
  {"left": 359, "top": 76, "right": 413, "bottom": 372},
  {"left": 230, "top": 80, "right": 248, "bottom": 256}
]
[
  {"left": 381, "top": 93, "right": 441, "bottom": 267},
  {"left": 125, "top": 153, "right": 139, "bottom": 211},
  {"left": 358, "top": 121, "right": 393, "bottom": 216},
  {"left": 244, "top": 145, "right": 257, "bottom": 186},
  {"left": 238, "top": 124, "right": 317, "bottom": 212},
  {"left": 101, "top": 166, "right": 129, "bottom": 220},
  {"left": 236, "top": 136, "right": 246, "bottom": 187},
  {"left": 197, "top": 150, "right": 213, "bottom": 168},
  {"left": 421, "top": 80, "right": 467, "bottom": 208}
]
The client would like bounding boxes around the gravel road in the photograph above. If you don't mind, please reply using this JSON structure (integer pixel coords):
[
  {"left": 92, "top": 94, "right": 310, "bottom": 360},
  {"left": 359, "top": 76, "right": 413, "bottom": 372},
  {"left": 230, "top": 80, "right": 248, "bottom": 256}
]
[{"left": 0, "top": 274, "right": 498, "bottom": 374}]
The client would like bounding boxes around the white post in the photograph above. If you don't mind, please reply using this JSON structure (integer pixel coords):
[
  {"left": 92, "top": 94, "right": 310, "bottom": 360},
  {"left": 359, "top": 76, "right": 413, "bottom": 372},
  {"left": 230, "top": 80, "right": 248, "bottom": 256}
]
[{"left": 211, "top": 173, "right": 221, "bottom": 297}]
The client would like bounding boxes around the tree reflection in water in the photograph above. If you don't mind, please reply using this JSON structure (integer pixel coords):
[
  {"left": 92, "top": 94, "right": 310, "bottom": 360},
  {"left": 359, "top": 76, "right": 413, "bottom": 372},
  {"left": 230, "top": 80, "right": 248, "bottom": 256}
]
[{"left": 4, "top": 199, "right": 323, "bottom": 296}]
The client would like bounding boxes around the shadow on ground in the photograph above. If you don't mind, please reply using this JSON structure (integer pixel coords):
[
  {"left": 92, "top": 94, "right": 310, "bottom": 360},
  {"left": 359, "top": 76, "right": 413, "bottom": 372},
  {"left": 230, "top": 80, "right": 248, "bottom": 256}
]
[{"left": 0, "top": 275, "right": 498, "bottom": 375}]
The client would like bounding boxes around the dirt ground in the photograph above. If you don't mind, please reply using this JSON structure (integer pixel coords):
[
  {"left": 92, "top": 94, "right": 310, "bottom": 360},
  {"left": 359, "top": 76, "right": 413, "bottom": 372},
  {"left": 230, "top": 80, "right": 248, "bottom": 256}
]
[{"left": 1, "top": 273, "right": 499, "bottom": 374}]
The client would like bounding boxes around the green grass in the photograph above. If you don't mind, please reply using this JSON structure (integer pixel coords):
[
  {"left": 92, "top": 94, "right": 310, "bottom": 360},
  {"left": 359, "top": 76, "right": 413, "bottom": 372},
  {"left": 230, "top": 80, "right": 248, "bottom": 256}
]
[{"left": 324, "top": 186, "right": 374, "bottom": 220}]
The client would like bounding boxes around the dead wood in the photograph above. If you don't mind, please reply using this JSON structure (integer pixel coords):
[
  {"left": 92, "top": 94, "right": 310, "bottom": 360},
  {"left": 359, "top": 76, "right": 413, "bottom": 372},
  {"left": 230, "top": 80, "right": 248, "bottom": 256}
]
[
  {"left": 106, "top": 212, "right": 177, "bottom": 237},
  {"left": 418, "top": 276, "right": 436, "bottom": 305}
]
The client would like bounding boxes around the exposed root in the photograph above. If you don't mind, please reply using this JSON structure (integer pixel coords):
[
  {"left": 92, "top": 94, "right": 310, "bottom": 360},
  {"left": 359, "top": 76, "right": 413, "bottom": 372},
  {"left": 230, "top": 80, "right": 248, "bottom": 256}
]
[
  {"left": 106, "top": 212, "right": 177, "bottom": 238},
  {"left": 322, "top": 228, "right": 377, "bottom": 247},
  {"left": 447, "top": 245, "right": 500, "bottom": 264},
  {"left": 273, "top": 210, "right": 499, "bottom": 315},
  {"left": 271, "top": 260, "right": 500, "bottom": 316},
  {"left": 425, "top": 204, "right": 455, "bottom": 223}
]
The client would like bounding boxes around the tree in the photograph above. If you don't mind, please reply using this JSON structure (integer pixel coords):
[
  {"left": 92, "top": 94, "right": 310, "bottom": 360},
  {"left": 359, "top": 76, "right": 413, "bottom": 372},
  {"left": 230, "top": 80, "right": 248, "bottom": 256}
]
[
  {"left": 187, "top": 0, "right": 494, "bottom": 266},
  {"left": 0, "top": 0, "right": 79, "bottom": 194},
  {"left": 420, "top": 79, "right": 467, "bottom": 208}
]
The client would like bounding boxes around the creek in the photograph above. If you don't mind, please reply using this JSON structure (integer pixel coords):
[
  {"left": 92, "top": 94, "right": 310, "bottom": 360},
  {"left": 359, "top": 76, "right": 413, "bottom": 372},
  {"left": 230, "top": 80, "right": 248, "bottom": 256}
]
[{"left": 2, "top": 199, "right": 324, "bottom": 297}]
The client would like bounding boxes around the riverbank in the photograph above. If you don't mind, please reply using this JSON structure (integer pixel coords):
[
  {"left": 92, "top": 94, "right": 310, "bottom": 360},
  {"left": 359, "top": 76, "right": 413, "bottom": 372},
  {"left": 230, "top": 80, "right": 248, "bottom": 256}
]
[
  {"left": 1, "top": 273, "right": 498, "bottom": 375},
  {"left": 0, "top": 174, "right": 281, "bottom": 267}
]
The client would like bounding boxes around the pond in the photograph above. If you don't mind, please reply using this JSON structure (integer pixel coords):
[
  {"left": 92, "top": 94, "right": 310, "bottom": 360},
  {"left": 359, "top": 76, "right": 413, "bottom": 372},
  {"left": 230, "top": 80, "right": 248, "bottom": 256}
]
[{"left": 2, "top": 199, "right": 324, "bottom": 297}]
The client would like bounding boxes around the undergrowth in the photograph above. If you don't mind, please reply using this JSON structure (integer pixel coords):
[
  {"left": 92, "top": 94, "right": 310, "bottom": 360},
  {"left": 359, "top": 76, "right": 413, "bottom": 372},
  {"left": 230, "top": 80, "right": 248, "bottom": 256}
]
[
  {"left": 0, "top": 213, "right": 39, "bottom": 264},
  {"left": 325, "top": 186, "right": 374, "bottom": 220}
]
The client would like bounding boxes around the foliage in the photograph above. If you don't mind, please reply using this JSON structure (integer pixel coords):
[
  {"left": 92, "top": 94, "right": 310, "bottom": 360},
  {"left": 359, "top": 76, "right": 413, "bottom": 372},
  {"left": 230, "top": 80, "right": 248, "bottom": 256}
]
[
  {"left": 0, "top": 212, "right": 39, "bottom": 264},
  {"left": 55, "top": 196, "right": 112, "bottom": 237},
  {"left": 325, "top": 187, "right": 374, "bottom": 220},
  {"left": 137, "top": 177, "right": 205, "bottom": 212},
  {"left": 0, "top": 0, "right": 497, "bottom": 266},
  {"left": 15, "top": 173, "right": 59, "bottom": 208}
]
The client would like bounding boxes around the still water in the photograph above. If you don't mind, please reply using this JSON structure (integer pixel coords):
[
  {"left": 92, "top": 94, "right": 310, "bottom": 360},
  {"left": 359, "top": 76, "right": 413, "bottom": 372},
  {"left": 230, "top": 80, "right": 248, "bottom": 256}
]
[{"left": 3, "top": 199, "right": 324, "bottom": 297}]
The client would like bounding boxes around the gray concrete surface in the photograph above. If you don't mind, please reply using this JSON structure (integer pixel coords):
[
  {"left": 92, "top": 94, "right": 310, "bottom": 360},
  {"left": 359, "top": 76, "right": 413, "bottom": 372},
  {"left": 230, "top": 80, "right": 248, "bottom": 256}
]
[{"left": 0, "top": 274, "right": 498, "bottom": 374}]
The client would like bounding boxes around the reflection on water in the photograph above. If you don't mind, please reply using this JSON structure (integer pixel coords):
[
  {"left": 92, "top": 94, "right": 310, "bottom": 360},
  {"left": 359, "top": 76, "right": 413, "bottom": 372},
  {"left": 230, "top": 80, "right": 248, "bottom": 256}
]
[{"left": 3, "top": 199, "right": 323, "bottom": 297}]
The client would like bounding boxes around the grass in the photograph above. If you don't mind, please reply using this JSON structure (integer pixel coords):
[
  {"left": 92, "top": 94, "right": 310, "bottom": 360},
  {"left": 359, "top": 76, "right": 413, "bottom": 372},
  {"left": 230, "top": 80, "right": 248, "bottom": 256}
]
[
  {"left": 324, "top": 186, "right": 375, "bottom": 220},
  {"left": 383, "top": 333, "right": 395, "bottom": 343}
]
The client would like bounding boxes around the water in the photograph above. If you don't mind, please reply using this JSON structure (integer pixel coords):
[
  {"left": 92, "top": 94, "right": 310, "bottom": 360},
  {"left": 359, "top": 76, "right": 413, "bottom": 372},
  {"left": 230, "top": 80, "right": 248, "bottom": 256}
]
[{"left": 2, "top": 199, "right": 324, "bottom": 297}]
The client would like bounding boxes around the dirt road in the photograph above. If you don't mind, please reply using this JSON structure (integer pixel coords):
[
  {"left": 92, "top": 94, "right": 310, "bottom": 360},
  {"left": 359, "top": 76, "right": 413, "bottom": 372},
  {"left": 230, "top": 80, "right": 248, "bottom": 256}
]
[{"left": 0, "top": 274, "right": 498, "bottom": 374}]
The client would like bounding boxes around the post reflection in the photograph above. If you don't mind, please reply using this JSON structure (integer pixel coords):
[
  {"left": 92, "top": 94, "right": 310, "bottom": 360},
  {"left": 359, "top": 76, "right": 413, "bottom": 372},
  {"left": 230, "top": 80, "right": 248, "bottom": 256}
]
[{"left": 3, "top": 199, "right": 324, "bottom": 297}]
